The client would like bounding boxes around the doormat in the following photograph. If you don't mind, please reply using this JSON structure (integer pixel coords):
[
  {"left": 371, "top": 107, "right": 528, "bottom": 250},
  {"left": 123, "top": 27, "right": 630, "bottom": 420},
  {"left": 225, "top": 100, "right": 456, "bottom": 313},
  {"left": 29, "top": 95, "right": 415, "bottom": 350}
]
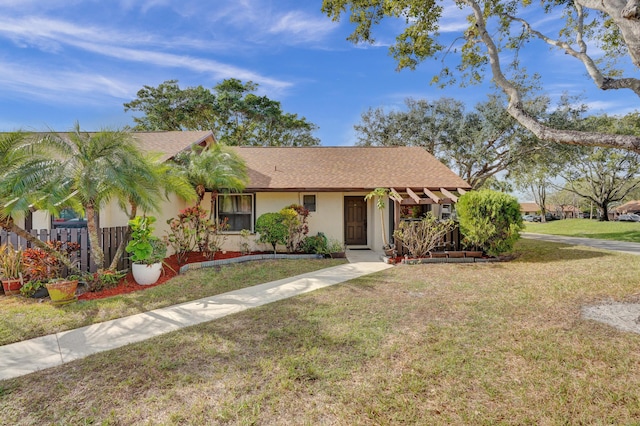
[{"left": 348, "top": 248, "right": 371, "bottom": 251}]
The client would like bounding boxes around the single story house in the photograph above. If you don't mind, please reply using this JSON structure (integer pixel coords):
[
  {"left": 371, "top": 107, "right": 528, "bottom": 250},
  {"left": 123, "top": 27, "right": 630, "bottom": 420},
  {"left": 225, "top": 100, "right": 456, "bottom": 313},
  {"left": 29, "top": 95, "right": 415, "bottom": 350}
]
[
  {"left": 520, "top": 202, "right": 581, "bottom": 219},
  {"left": 519, "top": 202, "right": 540, "bottom": 216},
  {"left": 616, "top": 200, "right": 640, "bottom": 215},
  {"left": 27, "top": 131, "right": 472, "bottom": 252}
]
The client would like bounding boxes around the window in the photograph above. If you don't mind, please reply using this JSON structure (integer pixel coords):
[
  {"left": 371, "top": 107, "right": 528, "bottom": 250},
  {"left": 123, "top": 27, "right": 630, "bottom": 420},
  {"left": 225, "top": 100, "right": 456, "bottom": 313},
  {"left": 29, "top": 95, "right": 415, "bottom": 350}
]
[
  {"left": 303, "top": 194, "right": 316, "bottom": 212},
  {"left": 52, "top": 208, "right": 87, "bottom": 229},
  {"left": 218, "top": 194, "right": 254, "bottom": 232}
]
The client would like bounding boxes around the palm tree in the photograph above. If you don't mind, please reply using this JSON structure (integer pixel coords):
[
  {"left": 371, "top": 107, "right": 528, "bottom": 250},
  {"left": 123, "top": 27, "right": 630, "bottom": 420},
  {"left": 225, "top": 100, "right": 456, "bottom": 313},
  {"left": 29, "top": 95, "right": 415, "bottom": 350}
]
[
  {"left": 1, "top": 126, "right": 197, "bottom": 272},
  {"left": 47, "top": 123, "right": 197, "bottom": 269},
  {"left": 179, "top": 143, "right": 249, "bottom": 219},
  {"left": 107, "top": 155, "right": 196, "bottom": 270},
  {"left": 0, "top": 132, "right": 80, "bottom": 270}
]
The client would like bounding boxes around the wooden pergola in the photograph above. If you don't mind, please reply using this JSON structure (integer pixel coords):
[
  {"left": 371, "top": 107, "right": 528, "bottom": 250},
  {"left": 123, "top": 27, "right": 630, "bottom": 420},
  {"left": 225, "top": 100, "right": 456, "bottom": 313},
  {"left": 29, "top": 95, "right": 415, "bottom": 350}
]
[
  {"left": 388, "top": 187, "right": 469, "bottom": 254},
  {"left": 389, "top": 186, "right": 467, "bottom": 207}
]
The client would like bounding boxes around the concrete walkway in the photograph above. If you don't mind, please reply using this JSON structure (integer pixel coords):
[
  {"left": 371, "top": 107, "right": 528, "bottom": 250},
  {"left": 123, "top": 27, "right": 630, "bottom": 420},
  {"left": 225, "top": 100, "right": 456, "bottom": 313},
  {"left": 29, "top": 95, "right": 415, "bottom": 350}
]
[
  {"left": 523, "top": 232, "right": 640, "bottom": 255},
  {"left": 0, "top": 251, "right": 390, "bottom": 381}
]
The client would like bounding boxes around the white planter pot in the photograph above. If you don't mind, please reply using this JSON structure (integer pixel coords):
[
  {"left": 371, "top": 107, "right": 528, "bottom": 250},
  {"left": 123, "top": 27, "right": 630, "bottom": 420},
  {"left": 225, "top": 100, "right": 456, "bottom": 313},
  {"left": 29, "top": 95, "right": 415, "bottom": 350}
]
[{"left": 131, "top": 262, "right": 163, "bottom": 285}]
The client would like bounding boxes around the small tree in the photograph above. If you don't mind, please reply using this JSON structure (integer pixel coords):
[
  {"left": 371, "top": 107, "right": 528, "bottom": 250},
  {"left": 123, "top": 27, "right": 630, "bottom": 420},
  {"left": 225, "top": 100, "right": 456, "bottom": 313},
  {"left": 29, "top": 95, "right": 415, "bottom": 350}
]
[
  {"left": 256, "top": 212, "right": 288, "bottom": 254},
  {"left": 364, "top": 188, "right": 391, "bottom": 249},
  {"left": 456, "top": 190, "right": 524, "bottom": 257}
]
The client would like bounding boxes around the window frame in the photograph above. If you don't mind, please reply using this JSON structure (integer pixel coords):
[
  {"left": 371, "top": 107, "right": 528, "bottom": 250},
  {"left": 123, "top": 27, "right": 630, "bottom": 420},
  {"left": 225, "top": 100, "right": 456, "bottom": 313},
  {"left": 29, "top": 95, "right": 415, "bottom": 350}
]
[
  {"left": 302, "top": 194, "right": 317, "bottom": 212},
  {"left": 217, "top": 193, "right": 255, "bottom": 233}
]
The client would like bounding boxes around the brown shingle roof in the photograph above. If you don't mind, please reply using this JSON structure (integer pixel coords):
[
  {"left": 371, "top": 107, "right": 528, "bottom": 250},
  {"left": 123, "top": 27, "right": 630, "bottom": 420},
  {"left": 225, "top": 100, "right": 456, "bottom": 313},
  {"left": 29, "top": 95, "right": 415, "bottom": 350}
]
[
  {"left": 232, "top": 146, "right": 471, "bottom": 191},
  {"left": 616, "top": 200, "right": 640, "bottom": 213},
  {"left": 35, "top": 130, "right": 214, "bottom": 163},
  {"left": 132, "top": 131, "right": 214, "bottom": 162},
  {"left": 520, "top": 202, "right": 540, "bottom": 212}
]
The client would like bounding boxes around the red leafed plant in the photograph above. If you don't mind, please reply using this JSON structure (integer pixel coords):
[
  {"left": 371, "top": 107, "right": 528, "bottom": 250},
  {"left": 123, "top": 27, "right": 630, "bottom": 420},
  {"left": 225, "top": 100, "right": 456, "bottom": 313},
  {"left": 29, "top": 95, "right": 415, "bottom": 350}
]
[{"left": 22, "top": 241, "right": 81, "bottom": 282}]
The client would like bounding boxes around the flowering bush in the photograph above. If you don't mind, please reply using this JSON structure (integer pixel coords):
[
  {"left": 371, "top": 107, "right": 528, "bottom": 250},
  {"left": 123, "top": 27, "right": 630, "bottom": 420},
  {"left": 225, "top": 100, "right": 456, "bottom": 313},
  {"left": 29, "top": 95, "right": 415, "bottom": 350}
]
[
  {"left": 165, "top": 205, "right": 228, "bottom": 263},
  {"left": 281, "top": 204, "right": 310, "bottom": 253}
]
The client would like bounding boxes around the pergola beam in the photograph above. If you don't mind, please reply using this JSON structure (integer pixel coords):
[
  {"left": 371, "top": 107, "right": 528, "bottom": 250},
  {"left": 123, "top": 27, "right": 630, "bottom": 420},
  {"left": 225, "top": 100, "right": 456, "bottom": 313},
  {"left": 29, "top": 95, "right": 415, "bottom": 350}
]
[
  {"left": 389, "top": 188, "right": 404, "bottom": 203},
  {"left": 440, "top": 188, "right": 458, "bottom": 203},
  {"left": 423, "top": 188, "right": 442, "bottom": 204},
  {"left": 406, "top": 188, "right": 422, "bottom": 204}
]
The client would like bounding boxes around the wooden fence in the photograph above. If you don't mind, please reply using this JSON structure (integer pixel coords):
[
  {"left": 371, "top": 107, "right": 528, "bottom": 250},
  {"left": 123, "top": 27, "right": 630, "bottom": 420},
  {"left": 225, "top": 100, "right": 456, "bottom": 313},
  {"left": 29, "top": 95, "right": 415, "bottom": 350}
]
[{"left": 0, "top": 227, "right": 132, "bottom": 274}]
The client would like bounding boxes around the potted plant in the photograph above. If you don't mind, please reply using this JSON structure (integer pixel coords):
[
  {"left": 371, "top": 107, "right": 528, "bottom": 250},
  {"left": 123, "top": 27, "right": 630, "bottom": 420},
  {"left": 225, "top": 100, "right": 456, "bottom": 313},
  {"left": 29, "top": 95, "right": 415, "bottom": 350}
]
[
  {"left": 126, "top": 215, "right": 166, "bottom": 285},
  {"left": 21, "top": 241, "right": 82, "bottom": 304},
  {"left": 325, "top": 238, "right": 346, "bottom": 259},
  {"left": 46, "top": 276, "right": 80, "bottom": 305},
  {"left": 0, "top": 243, "right": 24, "bottom": 295},
  {"left": 20, "top": 280, "right": 48, "bottom": 298}
]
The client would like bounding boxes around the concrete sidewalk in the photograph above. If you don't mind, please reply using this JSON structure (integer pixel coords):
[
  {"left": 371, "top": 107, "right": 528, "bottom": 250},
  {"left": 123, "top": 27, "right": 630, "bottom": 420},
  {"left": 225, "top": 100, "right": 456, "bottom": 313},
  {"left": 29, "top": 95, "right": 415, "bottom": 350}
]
[
  {"left": 523, "top": 232, "right": 640, "bottom": 255},
  {"left": 0, "top": 256, "right": 391, "bottom": 381}
]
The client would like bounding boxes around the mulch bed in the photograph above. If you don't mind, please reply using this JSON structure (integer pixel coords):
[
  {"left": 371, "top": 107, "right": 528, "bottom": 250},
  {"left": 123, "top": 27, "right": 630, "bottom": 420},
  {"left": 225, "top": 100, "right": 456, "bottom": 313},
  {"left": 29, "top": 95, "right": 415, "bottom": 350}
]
[{"left": 78, "top": 251, "right": 262, "bottom": 301}]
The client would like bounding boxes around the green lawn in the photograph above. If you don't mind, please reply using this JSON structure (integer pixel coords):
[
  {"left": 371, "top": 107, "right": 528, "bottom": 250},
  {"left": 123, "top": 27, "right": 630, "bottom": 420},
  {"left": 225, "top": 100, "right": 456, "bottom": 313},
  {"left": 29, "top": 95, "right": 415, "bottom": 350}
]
[
  {"left": 525, "top": 218, "right": 640, "bottom": 243},
  {"left": 0, "top": 258, "right": 346, "bottom": 346},
  {"left": 3, "top": 239, "right": 640, "bottom": 424}
]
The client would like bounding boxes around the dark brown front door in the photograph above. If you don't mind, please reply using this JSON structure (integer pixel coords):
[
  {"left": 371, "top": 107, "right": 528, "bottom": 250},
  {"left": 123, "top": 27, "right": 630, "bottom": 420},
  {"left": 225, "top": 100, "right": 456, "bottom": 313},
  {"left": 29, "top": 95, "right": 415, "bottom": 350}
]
[{"left": 345, "top": 196, "right": 367, "bottom": 245}]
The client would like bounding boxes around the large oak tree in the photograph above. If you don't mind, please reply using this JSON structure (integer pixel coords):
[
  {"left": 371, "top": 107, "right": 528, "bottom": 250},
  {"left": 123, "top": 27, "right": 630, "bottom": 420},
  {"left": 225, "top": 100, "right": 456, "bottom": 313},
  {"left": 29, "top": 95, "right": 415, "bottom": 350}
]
[
  {"left": 354, "top": 95, "right": 544, "bottom": 189},
  {"left": 124, "top": 79, "right": 320, "bottom": 147},
  {"left": 322, "top": 0, "right": 640, "bottom": 151}
]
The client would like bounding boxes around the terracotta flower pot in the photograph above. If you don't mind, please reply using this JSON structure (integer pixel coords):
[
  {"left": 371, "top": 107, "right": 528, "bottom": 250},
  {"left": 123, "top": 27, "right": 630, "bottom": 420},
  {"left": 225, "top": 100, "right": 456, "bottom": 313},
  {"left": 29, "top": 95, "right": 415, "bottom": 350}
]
[
  {"left": 46, "top": 280, "right": 78, "bottom": 305},
  {"left": 464, "top": 251, "right": 484, "bottom": 258},
  {"left": 2, "top": 277, "right": 23, "bottom": 296}
]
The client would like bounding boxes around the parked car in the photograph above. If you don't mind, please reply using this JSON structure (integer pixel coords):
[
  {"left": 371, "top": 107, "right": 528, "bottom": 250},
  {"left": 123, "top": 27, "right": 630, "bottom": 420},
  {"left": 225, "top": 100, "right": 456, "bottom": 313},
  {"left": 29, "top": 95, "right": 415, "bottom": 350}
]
[
  {"left": 617, "top": 214, "right": 640, "bottom": 222},
  {"left": 522, "top": 214, "right": 541, "bottom": 222}
]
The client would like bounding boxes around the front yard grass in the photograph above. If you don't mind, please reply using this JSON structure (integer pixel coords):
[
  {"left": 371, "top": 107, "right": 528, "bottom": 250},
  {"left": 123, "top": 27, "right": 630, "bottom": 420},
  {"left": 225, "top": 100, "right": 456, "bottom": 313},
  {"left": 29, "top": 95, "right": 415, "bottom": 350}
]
[
  {"left": 3, "top": 239, "right": 640, "bottom": 424},
  {"left": 525, "top": 218, "right": 640, "bottom": 243},
  {"left": 0, "top": 258, "right": 346, "bottom": 346}
]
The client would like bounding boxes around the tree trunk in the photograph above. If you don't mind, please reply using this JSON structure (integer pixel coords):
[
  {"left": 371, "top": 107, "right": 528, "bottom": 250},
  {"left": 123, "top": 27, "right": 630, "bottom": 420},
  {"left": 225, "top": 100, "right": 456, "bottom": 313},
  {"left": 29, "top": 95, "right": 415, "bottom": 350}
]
[
  {"left": 209, "top": 190, "right": 219, "bottom": 222},
  {"left": 196, "top": 184, "right": 205, "bottom": 207},
  {"left": 600, "top": 201, "right": 610, "bottom": 221},
  {"left": 85, "top": 203, "right": 105, "bottom": 268}
]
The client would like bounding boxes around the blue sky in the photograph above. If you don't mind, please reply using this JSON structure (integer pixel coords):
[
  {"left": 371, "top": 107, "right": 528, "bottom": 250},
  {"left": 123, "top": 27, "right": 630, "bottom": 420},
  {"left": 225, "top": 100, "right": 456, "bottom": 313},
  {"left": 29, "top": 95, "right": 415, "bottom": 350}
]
[{"left": 0, "top": 1, "right": 637, "bottom": 146}]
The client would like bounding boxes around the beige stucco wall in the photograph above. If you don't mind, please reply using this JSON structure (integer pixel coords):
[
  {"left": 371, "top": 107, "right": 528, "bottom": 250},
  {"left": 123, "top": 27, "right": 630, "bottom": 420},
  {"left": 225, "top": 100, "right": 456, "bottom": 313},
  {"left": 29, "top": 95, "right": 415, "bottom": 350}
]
[
  {"left": 24, "top": 191, "right": 395, "bottom": 254},
  {"left": 216, "top": 191, "right": 389, "bottom": 252},
  {"left": 98, "top": 193, "right": 191, "bottom": 238},
  {"left": 31, "top": 211, "right": 50, "bottom": 230}
]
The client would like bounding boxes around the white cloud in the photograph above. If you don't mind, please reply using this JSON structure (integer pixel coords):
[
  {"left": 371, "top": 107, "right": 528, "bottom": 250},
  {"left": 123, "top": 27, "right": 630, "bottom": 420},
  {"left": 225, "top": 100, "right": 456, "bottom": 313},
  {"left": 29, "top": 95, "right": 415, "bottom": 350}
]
[
  {"left": 438, "top": 3, "right": 470, "bottom": 33},
  {"left": 268, "top": 11, "right": 336, "bottom": 43},
  {"left": 0, "top": 62, "right": 137, "bottom": 103},
  {"left": 0, "top": 16, "right": 292, "bottom": 93},
  {"left": 71, "top": 41, "right": 293, "bottom": 91}
]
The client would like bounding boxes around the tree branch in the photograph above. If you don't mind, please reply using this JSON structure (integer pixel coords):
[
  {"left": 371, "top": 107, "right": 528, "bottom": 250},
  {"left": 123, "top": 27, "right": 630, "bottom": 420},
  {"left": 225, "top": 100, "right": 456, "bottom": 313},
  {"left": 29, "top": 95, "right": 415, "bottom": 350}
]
[
  {"left": 464, "top": 0, "right": 640, "bottom": 152},
  {"left": 504, "top": 8, "right": 640, "bottom": 96}
]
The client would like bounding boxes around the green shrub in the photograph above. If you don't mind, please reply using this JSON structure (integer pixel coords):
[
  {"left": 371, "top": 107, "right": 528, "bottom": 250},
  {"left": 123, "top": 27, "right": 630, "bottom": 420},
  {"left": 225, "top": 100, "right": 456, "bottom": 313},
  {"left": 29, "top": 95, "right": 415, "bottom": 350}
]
[
  {"left": 456, "top": 190, "right": 524, "bottom": 256},
  {"left": 256, "top": 212, "right": 288, "bottom": 254},
  {"left": 281, "top": 204, "right": 310, "bottom": 252},
  {"left": 301, "top": 233, "right": 328, "bottom": 254}
]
